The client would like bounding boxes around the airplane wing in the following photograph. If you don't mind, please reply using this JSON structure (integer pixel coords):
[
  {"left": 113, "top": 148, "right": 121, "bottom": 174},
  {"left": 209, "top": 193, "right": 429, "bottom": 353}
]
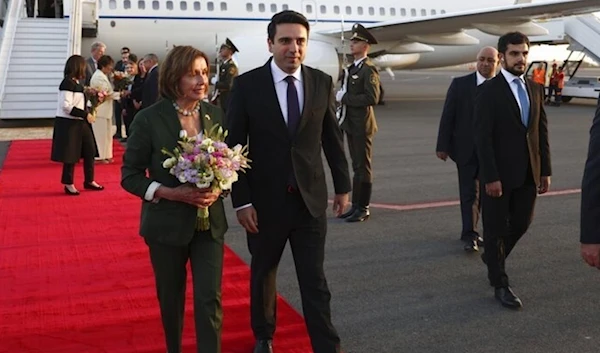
[{"left": 317, "top": 0, "right": 600, "bottom": 47}]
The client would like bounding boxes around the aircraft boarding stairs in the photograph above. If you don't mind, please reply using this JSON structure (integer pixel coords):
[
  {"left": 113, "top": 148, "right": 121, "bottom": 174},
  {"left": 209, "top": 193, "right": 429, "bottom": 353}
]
[{"left": 0, "top": 0, "right": 97, "bottom": 119}]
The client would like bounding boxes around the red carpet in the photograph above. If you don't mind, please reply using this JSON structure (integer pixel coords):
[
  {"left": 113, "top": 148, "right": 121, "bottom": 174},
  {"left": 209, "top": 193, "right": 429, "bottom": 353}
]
[{"left": 0, "top": 140, "right": 312, "bottom": 353}]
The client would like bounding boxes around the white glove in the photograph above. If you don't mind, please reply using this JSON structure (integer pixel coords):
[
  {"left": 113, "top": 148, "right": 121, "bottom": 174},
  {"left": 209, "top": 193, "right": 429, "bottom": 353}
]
[
  {"left": 336, "top": 89, "right": 346, "bottom": 103},
  {"left": 210, "top": 76, "right": 217, "bottom": 85}
]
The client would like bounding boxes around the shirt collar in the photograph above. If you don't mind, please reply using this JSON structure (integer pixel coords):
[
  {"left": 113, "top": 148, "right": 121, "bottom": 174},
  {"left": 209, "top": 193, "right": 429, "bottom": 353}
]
[
  {"left": 476, "top": 71, "right": 489, "bottom": 86},
  {"left": 270, "top": 59, "right": 302, "bottom": 84},
  {"left": 354, "top": 56, "right": 367, "bottom": 66},
  {"left": 501, "top": 68, "right": 524, "bottom": 84}
]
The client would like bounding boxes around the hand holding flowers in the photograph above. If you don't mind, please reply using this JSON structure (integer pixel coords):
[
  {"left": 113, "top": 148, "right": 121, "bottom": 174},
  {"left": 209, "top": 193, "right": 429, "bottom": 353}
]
[{"left": 84, "top": 86, "right": 108, "bottom": 121}]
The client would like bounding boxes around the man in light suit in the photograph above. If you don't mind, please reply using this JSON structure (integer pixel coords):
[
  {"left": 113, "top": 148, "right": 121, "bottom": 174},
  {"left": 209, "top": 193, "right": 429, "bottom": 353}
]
[
  {"left": 475, "top": 32, "right": 551, "bottom": 309},
  {"left": 581, "top": 96, "right": 600, "bottom": 268},
  {"left": 85, "top": 41, "right": 106, "bottom": 86},
  {"left": 226, "top": 10, "right": 351, "bottom": 353},
  {"left": 436, "top": 46, "right": 499, "bottom": 252}
]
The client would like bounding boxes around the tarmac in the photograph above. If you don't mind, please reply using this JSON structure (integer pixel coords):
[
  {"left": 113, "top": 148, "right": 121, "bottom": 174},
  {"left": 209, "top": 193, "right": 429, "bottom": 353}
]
[{"left": 2, "top": 69, "right": 600, "bottom": 353}]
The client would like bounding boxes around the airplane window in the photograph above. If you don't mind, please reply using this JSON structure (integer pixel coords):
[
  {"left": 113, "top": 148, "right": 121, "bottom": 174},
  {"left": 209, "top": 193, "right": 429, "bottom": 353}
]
[
  {"left": 220, "top": 2, "right": 226, "bottom": 11},
  {"left": 138, "top": 0, "right": 145, "bottom": 10},
  {"left": 441, "top": 9, "right": 446, "bottom": 14},
  {"left": 345, "top": 6, "right": 351, "bottom": 15},
  {"left": 431, "top": 9, "right": 436, "bottom": 15},
  {"left": 271, "top": 4, "right": 277, "bottom": 12},
  {"left": 319, "top": 5, "right": 326, "bottom": 14},
  {"left": 167, "top": 1, "right": 173, "bottom": 10},
  {"left": 124, "top": 0, "right": 131, "bottom": 9},
  {"left": 207, "top": 1, "right": 214, "bottom": 11},
  {"left": 401, "top": 8, "right": 406, "bottom": 16},
  {"left": 246, "top": 3, "right": 252, "bottom": 12},
  {"left": 390, "top": 8, "right": 396, "bottom": 16},
  {"left": 368, "top": 7, "right": 374, "bottom": 16},
  {"left": 180, "top": 1, "right": 187, "bottom": 10},
  {"left": 152, "top": 1, "right": 159, "bottom": 10},
  {"left": 357, "top": 7, "right": 363, "bottom": 15},
  {"left": 109, "top": 0, "right": 116, "bottom": 9},
  {"left": 282, "top": 4, "right": 289, "bottom": 10},
  {"left": 259, "top": 3, "right": 265, "bottom": 12},
  {"left": 193, "top": 1, "right": 200, "bottom": 10},
  {"left": 421, "top": 9, "right": 426, "bottom": 16},
  {"left": 306, "top": 4, "right": 312, "bottom": 13},
  {"left": 333, "top": 5, "right": 339, "bottom": 14},
  {"left": 410, "top": 8, "right": 416, "bottom": 16},
  {"left": 379, "top": 7, "right": 385, "bottom": 15}
]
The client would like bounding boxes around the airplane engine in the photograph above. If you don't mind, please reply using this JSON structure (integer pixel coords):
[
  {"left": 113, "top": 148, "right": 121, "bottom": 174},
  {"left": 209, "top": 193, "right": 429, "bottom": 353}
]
[{"left": 227, "top": 35, "right": 340, "bottom": 81}]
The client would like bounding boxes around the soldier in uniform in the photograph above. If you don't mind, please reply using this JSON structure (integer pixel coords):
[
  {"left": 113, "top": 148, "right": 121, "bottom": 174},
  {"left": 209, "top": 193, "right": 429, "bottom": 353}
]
[
  {"left": 336, "top": 23, "right": 381, "bottom": 223},
  {"left": 211, "top": 38, "right": 239, "bottom": 119}
]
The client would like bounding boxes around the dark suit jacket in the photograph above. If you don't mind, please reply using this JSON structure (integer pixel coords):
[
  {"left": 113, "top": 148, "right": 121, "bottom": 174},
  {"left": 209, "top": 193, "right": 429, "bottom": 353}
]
[
  {"left": 474, "top": 71, "right": 551, "bottom": 189},
  {"left": 581, "top": 96, "right": 600, "bottom": 244},
  {"left": 225, "top": 59, "right": 351, "bottom": 219},
  {"left": 436, "top": 72, "right": 478, "bottom": 166},
  {"left": 141, "top": 66, "right": 159, "bottom": 110},
  {"left": 85, "top": 57, "right": 96, "bottom": 86},
  {"left": 121, "top": 99, "right": 228, "bottom": 246}
]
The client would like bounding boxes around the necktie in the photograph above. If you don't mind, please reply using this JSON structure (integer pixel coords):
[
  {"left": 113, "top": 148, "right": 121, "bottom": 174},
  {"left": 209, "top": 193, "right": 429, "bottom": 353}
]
[
  {"left": 514, "top": 78, "right": 530, "bottom": 127},
  {"left": 284, "top": 76, "right": 301, "bottom": 188},
  {"left": 285, "top": 76, "right": 301, "bottom": 137}
]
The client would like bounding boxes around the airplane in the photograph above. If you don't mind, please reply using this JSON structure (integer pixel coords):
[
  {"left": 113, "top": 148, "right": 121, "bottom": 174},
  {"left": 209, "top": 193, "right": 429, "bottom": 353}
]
[{"left": 72, "top": 0, "right": 600, "bottom": 81}]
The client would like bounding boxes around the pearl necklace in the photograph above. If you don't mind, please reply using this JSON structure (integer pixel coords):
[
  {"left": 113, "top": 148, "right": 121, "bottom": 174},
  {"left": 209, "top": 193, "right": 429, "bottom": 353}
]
[{"left": 173, "top": 101, "right": 200, "bottom": 116}]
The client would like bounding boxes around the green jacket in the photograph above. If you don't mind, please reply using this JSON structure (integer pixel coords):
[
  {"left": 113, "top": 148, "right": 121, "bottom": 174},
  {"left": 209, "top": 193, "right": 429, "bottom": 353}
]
[
  {"left": 340, "top": 58, "right": 380, "bottom": 136},
  {"left": 121, "top": 98, "right": 228, "bottom": 246}
]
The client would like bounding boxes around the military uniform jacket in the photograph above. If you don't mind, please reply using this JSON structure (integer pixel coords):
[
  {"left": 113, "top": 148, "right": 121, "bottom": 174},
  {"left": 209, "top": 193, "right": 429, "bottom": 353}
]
[
  {"left": 340, "top": 58, "right": 380, "bottom": 136},
  {"left": 215, "top": 59, "right": 238, "bottom": 105}
]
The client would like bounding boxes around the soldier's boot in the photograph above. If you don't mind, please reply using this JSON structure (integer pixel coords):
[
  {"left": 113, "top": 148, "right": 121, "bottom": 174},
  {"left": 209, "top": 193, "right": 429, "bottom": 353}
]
[
  {"left": 340, "top": 181, "right": 360, "bottom": 219},
  {"left": 346, "top": 182, "right": 371, "bottom": 223}
]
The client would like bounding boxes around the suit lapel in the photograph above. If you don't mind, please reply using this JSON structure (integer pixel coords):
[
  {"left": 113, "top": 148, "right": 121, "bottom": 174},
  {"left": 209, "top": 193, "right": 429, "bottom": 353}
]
[
  {"left": 262, "top": 59, "right": 291, "bottom": 139},
  {"left": 468, "top": 72, "right": 477, "bottom": 104},
  {"left": 158, "top": 99, "right": 183, "bottom": 141},
  {"left": 497, "top": 74, "right": 524, "bottom": 128},
  {"left": 524, "top": 79, "right": 535, "bottom": 132},
  {"left": 297, "top": 65, "right": 314, "bottom": 136}
]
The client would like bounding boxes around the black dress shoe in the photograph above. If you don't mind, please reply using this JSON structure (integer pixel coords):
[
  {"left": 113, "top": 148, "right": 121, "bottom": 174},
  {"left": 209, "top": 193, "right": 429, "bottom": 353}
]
[
  {"left": 463, "top": 239, "right": 479, "bottom": 252},
  {"left": 339, "top": 204, "right": 357, "bottom": 219},
  {"left": 494, "top": 286, "right": 523, "bottom": 309},
  {"left": 83, "top": 182, "right": 104, "bottom": 191},
  {"left": 253, "top": 339, "right": 273, "bottom": 353},
  {"left": 345, "top": 207, "right": 370, "bottom": 222},
  {"left": 64, "top": 186, "right": 80, "bottom": 196}
]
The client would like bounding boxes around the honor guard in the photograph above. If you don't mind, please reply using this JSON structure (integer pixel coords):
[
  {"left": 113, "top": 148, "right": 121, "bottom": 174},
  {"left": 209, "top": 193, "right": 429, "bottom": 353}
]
[
  {"left": 211, "top": 38, "right": 239, "bottom": 117},
  {"left": 336, "top": 23, "right": 381, "bottom": 223}
]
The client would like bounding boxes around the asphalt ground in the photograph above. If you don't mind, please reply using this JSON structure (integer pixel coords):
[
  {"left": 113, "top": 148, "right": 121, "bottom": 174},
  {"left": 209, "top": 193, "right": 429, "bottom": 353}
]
[{"left": 2, "top": 69, "right": 600, "bottom": 353}]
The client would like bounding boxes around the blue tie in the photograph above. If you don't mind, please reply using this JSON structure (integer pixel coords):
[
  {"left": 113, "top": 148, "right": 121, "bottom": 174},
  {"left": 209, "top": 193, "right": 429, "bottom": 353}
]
[
  {"left": 285, "top": 76, "right": 301, "bottom": 137},
  {"left": 514, "top": 78, "right": 530, "bottom": 127}
]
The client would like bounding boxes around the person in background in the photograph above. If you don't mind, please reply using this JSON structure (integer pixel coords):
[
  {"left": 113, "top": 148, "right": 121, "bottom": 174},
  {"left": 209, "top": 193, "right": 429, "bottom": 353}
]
[
  {"left": 581, "top": 96, "right": 600, "bottom": 269},
  {"left": 114, "top": 47, "right": 130, "bottom": 139},
  {"left": 121, "top": 54, "right": 145, "bottom": 141},
  {"left": 51, "top": 54, "right": 104, "bottom": 195}
]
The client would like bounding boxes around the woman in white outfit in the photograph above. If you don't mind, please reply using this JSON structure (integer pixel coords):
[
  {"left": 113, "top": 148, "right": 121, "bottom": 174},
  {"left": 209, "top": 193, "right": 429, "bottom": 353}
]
[{"left": 90, "top": 55, "right": 120, "bottom": 163}]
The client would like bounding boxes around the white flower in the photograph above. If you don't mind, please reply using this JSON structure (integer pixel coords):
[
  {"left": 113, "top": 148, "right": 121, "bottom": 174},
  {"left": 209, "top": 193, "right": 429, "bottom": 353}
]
[
  {"left": 162, "top": 157, "right": 177, "bottom": 169},
  {"left": 200, "top": 168, "right": 215, "bottom": 183},
  {"left": 220, "top": 172, "right": 238, "bottom": 190},
  {"left": 179, "top": 130, "right": 187, "bottom": 139},
  {"left": 207, "top": 146, "right": 215, "bottom": 153},
  {"left": 201, "top": 138, "right": 213, "bottom": 147},
  {"left": 177, "top": 174, "right": 187, "bottom": 183},
  {"left": 196, "top": 181, "right": 210, "bottom": 189}
]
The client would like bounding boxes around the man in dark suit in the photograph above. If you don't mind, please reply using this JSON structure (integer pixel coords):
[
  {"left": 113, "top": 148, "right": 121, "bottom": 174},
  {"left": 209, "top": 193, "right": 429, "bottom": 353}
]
[
  {"left": 436, "top": 46, "right": 499, "bottom": 252},
  {"left": 226, "top": 10, "right": 351, "bottom": 353},
  {"left": 475, "top": 32, "right": 551, "bottom": 309},
  {"left": 85, "top": 41, "right": 106, "bottom": 86},
  {"left": 141, "top": 53, "right": 159, "bottom": 110},
  {"left": 336, "top": 23, "right": 380, "bottom": 223},
  {"left": 581, "top": 96, "right": 600, "bottom": 268}
]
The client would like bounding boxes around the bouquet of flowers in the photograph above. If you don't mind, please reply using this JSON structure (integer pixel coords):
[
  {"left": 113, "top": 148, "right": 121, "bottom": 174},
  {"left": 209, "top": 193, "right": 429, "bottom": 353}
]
[
  {"left": 84, "top": 86, "right": 108, "bottom": 121},
  {"left": 161, "top": 123, "right": 251, "bottom": 231},
  {"left": 112, "top": 71, "right": 132, "bottom": 92}
]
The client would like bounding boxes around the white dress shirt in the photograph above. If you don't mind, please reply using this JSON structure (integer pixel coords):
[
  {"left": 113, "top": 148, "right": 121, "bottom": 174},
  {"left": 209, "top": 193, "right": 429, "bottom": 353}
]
[
  {"left": 270, "top": 59, "right": 304, "bottom": 123},
  {"left": 501, "top": 68, "right": 530, "bottom": 113},
  {"left": 476, "top": 71, "right": 488, "bottom": 86}
]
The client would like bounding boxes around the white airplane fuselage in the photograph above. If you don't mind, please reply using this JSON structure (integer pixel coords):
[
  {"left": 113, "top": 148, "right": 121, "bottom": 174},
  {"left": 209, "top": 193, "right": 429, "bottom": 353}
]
[{"left": 72, "top": 0, "right": 568, "bottom": 78}]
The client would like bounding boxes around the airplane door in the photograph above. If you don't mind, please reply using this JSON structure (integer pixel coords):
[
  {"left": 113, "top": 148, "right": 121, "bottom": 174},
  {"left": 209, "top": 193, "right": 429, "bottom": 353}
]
[{"left": 301, "top": 1, "right": 318, "bottom": 24}]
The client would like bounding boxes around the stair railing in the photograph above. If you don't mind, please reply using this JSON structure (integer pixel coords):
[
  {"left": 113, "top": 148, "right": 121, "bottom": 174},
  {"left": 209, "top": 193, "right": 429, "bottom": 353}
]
[
  {"left": 0, "top": 0, "right": 25, "bottom": 112},
  {"left": 67, "top": 0, "right": 82, "bottom": 55}
]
